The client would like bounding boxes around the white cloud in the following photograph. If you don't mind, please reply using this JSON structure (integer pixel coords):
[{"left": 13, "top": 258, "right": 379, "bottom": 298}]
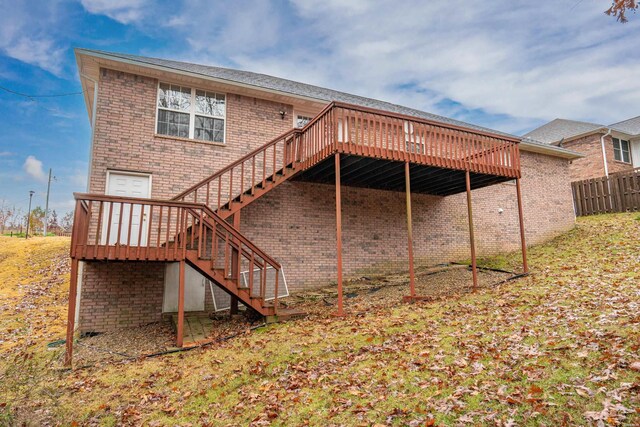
[
  {"left": 0, "top": 0, "right": 67, "bottom": 75},
  {"left": 226, "top": 0, "right": 640, "bottom": 132},
  {"left": 3, "top": 37, "right": 65, "bottom": 76},
  {"left": 162, "top": 0, "right": 283, "bottom": 59},
  {"left": 23, "top": 156, "right": 47, "bottom": 182},
  {"left": 2, "top": 0, "right": 633, "bottom": 134},
  {"left": 159, "top": 0, "right": 639, "bottom": 134},
  {"left": 80, "top": 0, "right": 148, "bottom": 24}
]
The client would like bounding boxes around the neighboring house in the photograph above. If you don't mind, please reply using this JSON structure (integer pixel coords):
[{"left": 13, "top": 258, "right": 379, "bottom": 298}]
[
  {"left": 524, "top": 117, "right": 640, "bottom": 181},
  {"left": 65, "top": 48, "right": 582, "bottom": 364}
]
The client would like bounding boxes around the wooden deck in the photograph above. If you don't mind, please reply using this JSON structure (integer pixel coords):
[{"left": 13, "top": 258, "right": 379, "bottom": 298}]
[{"left": 65, "top": 101, "right": 527, "bottom": 366}]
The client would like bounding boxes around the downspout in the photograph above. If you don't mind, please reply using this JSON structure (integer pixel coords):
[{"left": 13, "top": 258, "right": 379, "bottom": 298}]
[
  {"left": 601, "top": 128, "right": 612, "bottom": 177},
  {"left": 600, "top": 128, "right": 613, "bottom": 212}
]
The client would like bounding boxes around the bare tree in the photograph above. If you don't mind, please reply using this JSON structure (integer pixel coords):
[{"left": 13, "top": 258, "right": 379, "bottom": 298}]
[
  {"left": 60, "top": 211, "right": 74, "bottom": 231},
  {"left": 8, "top": 208, "right": 23, "bottom": 231},
  {"left": 0, "top": 200, "right": 13, "bottom": 234},
  {"left": 606, "top": 0, "right": 638, "bottom": 22},
  {"left": 48, "top": 210, "right": 60, "bottom": 232}
]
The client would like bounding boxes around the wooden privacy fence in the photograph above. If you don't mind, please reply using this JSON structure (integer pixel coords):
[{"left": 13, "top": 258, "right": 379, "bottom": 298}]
[{"left": 571, "top": 169, "right": 640, "bottom": 216}]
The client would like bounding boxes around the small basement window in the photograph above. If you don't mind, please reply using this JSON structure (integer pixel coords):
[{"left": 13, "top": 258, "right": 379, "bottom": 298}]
[
  {"left": 157, "top": 83, "right": 226, "bottom": 143},
  {"left": 613, "top": 137, "right": 631, "bottom": 163}
]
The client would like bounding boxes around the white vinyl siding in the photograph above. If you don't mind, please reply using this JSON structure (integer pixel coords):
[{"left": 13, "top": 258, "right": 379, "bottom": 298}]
[{"left": 157, "top": 83, "right": 226, "bottom": 143}]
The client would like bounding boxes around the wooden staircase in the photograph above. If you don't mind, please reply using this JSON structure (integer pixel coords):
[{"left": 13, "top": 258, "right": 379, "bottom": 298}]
[
  {"left": 71, "top": 101, "right": 522, "bottom": 321},
  {"left": 171, "top": 108, "right": 337, "bottom": 220},
  {"left": 181, "top": 203, "right": 285, "bottom": 317}
]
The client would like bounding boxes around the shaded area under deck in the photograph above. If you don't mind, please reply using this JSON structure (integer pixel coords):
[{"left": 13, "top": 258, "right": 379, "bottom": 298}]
[{"left": 293, "top": 154, "right": 514, "bottom": 196}]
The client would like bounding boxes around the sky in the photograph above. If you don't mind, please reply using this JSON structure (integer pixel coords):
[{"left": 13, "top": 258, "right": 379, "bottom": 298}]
[{"left": 0, "top": 0, "right": 638, "bottom": 217}]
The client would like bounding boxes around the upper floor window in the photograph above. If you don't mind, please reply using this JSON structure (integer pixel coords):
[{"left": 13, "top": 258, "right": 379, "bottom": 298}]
[
  {"left": 157, "top": 83, "right": 226, "bottom": 143},
  {"left": 613, "top": 137, "right": 630, "bottom": 163},
  {"left": 296, "top": 115, "right": 313, "bottom": 128}
]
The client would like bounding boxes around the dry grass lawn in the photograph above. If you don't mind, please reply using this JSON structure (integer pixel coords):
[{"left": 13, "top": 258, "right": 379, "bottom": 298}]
[{"left": 0, "top": 214, "right": 638, "bottom": 426}]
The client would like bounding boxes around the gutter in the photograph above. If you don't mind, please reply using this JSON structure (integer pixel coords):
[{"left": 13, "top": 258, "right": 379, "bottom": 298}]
[
  {"left": 519, "top": 138, "right": 583, "bottom": 160},
  {"left": 600, "top": 128, "right": 612, "bottom": 177}
]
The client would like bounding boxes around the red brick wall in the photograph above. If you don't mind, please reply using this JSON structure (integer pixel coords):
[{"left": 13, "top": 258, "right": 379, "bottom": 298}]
[
  {"left": 239, "top": 151, "right": 574, "bottom": 287},
  {"left": 564, "top": 134, "right": 634, "bottom": 181},
  {"left": 79, "top": 261, "right": 164, "bottom": 332},
  {"left": 78, "top": 67, "right": 576, "bottom": 331},
  {"left": 89, "top": 68, "right": 293, "bottom": 197}
]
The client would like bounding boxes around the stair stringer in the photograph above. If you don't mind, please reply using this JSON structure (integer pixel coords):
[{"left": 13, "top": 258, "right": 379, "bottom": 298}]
[{"left": 185, "top": 250, "right": 276, "bottom": 317}]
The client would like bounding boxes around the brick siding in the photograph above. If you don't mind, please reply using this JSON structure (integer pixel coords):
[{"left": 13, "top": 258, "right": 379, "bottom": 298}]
[
  {"left": 78, "top": 67, "right": 576, "bottom": 331},
  {"left": 79, "top": 261, "right": 164, "bottom": 332},
  {"left": 89, "top": 68, "right": 293, "bottom": 197},
  {"left": 564, "top": 134, "right": 634, "bottom": 181},
  {"left": 239, "top": 151, "right": 574, "bottom": 287}
]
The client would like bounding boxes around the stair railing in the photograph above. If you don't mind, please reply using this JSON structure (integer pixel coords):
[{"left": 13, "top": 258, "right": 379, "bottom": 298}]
[
  {"left": 172, "top": 102, "right": 338, "bottom": 212},
  {"left": 71, "top": 193, "right": 282, "bottom": 313},
  {"left": 185, "top": 204, "right": 282, "bottom": 312}
]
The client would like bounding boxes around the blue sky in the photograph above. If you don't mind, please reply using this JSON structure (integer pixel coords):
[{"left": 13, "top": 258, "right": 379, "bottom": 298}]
[{"left": 0, "top": 0, "right": 638, "bottom": 216}]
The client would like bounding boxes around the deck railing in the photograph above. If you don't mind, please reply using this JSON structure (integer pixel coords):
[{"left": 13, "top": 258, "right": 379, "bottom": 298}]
[
  {"left": 173, "top": 102, "right": 520, "bottom": 213},
  {"left": 172, "top": 102, "right": 337, "bottom": 209},
  {"left": 71, "top": 193, "right": 281, "bottom": 307}
]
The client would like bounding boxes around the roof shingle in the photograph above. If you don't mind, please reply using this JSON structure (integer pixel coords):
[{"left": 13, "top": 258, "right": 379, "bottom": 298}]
[
  {"left": 75, "top": 49, "right": 583, "bottom": 159},
  {"left": 609, "top": 115, "right": 640, "bottom": 136},
  {"left": 523, "top": 119, "right": 604, "bottom": 144},
  {"left": 81, "top": 49, "right": 517, "bottom": 138}
]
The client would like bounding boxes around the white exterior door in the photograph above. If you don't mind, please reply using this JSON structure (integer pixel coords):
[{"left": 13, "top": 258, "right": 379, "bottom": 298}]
[
  {"left": 631, "top": 140, "right": 640, "bottom": 168},
  {"left": 104, "top": 172, "right": 151, "bottom": 245},
  {"left": 163, "top": 263, "right": 206, "bottom": 312}
]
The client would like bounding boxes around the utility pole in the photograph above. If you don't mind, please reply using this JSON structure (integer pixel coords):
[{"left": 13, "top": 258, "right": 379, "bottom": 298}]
[
  {"left": 44, "top": 168, "right": 53, "bottom": 236},
  {"left": 26, "top": 190, "right": 35, "bottom": 239}
]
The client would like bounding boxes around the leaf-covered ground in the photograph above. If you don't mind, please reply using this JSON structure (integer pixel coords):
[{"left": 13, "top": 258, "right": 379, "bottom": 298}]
[{"left": 0, "top": 214, "right": 639, "bottom": 426}]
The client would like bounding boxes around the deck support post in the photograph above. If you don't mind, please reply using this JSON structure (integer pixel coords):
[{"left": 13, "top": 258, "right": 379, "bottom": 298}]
[
  {"left": 334, "top": 153, "right": 344, "bottom": 316},
  {"left": 405, "top": 162, "right": 416, "bottom": 299},
  {"left": 230, "top": 212, "right": 241, "bottom": 316},
  {"left": 176, "top": 260, "right": 186, "bottom": 347},
  {"left": 515, "top": 178, "right": 529, "bottom": 273},
  {"left": 465, "top": 171, "right": 478, "bottom": 291},
  {"left": 64, "top": 258, "right": 79, "bottom": 367}
]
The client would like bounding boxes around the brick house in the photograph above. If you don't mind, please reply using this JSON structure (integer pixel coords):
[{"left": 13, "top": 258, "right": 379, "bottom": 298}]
[
  {"left": 65, "top": 48, "right": 582, "bottom": 364},
  {"left": 524, "top": 117, "right": 640, "bottom": 181}
]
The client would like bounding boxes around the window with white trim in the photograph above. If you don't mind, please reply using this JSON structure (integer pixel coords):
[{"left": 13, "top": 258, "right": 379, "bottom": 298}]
[
  {"left": 613, "top": 137, "right": 631, "bottom": 163},
  {"left": 157, "top": 83, "right": 226, "bottom": 143},
  {"left": 296, "top": 114, "right": 313, "bottom": 128}
]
